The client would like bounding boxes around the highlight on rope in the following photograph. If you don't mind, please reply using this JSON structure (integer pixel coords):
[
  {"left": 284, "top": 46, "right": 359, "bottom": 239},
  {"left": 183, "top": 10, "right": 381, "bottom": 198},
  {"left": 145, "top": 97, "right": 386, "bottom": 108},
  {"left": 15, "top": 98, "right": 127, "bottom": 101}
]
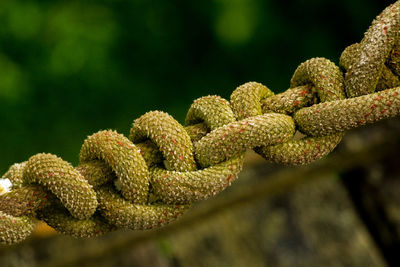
[{"left": 1, "top": 1, "right": 400, "bottom": 245}]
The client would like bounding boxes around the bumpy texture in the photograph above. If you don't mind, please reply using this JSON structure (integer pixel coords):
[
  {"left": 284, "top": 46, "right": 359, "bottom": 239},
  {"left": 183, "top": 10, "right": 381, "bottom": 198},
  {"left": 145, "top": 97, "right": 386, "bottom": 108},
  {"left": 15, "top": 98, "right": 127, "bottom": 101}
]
[
  {"left": 80, "top": 130, "right": 150, "bottom": 203},
  {"left": 345, "top": 2, "right": 400, "bottom": 97},
  {"left": 2, "top": 1, "right": 400, "bottom": 245}
]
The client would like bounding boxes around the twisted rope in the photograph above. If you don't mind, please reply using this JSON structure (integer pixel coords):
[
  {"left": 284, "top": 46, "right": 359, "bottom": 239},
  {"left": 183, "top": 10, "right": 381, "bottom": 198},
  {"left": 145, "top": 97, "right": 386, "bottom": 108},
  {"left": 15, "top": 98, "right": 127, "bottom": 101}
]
[{"left": 1, "top": 1, "right": 400, "bottom": 245}]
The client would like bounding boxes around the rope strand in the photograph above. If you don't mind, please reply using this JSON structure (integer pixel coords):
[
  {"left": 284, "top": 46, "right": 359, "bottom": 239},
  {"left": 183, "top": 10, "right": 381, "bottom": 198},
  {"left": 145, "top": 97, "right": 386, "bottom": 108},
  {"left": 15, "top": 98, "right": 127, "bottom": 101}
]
[{"left": 1, "top": 1, "right": 400, "bottom": 245}]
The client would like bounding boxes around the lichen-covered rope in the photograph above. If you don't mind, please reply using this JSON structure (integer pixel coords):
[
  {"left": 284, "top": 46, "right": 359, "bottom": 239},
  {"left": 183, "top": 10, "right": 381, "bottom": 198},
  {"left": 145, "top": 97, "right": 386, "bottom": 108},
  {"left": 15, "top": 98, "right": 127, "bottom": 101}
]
[{"left": 1, "top": 1, "right": 400, "bottom": 245}]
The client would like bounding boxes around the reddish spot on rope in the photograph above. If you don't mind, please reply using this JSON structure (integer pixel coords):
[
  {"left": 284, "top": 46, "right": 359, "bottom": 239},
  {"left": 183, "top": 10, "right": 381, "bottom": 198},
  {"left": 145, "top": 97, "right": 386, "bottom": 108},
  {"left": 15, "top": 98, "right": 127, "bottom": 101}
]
[
  {"left": 171, "top": 138, "right": 177, "bottom": 145},
  {"left": 393, "top": 92, "right": 398, "bottom": 97},
  {"left": 179, "top": 155, "right": 184, "bottom": 161},
  {"left": 376, "top": 95, "right": 383, "bottom": 101},
  {"left": 293, "top": 101, "right": 300, "bottom": 106},
  {"left": 300, "top": 90, "right": 308, "bottom": 96},
  {"left": 370, "top": 104, "right": 376, "bottom": 109},
  {"left": 116, "top": 140, "right": 125, "bottom": 147}
]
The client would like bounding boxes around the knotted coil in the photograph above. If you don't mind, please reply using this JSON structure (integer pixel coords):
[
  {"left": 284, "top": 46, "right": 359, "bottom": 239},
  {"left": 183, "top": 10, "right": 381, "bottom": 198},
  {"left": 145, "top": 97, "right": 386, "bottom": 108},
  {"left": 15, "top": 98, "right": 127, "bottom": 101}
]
[{"left": 1, "top": 1, "right": 400, "bottom": 245}]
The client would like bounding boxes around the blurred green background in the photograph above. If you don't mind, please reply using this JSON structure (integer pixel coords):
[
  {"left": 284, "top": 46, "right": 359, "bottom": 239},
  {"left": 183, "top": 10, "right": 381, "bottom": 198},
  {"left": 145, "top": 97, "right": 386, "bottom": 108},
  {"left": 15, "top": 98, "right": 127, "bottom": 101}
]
[
  {"left": 2, "top": 1, "right": 400, "bottom": 266},
  {"left": 0, "top": 0, "right": 393, "bottom": 171}
]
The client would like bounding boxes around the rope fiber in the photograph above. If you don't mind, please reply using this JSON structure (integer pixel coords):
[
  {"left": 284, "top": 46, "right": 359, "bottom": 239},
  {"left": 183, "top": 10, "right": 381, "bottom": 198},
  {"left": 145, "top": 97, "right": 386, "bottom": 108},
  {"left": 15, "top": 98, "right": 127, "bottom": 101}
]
[{"left": 1, "top": 1, "right": 400, "bottom": 245}]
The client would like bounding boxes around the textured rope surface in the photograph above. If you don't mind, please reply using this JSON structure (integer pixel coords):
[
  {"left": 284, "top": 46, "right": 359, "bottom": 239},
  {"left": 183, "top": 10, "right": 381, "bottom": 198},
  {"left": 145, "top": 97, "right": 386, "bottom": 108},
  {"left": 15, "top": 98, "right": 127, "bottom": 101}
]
[{"left": 1, "top": 1, "right": 400, "bottom": 245}]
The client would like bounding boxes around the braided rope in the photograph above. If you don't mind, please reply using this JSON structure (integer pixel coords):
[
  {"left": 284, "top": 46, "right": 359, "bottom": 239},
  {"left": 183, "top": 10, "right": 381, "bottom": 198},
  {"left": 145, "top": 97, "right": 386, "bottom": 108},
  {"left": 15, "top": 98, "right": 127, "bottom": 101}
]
[{"left": 1, "top": 2, "right": 400, "bottom": 245}]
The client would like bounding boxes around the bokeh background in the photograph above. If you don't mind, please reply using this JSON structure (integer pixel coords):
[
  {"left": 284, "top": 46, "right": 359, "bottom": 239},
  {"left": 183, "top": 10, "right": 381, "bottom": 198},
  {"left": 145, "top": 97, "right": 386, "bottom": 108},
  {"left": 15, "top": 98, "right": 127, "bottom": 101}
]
[
  {"left": 0, "top": 0, "right": 393, "bottom": 170},
  {"left": 1, "top": 0, "right": 400, "bottom": 266}
]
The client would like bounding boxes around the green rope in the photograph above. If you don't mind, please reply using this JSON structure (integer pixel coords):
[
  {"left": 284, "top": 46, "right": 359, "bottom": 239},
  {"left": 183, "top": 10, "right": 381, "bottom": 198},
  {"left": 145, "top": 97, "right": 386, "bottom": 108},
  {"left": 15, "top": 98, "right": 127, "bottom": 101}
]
[{"left": 1, "top": 1, "right": 400, "bottom": 245}]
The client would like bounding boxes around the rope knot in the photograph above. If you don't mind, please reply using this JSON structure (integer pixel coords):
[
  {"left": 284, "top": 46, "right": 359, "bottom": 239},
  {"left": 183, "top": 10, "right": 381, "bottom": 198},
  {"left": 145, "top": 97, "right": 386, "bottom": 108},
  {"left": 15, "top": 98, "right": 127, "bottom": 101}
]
[{"left": 2, "top": 0, "right": 400, "bottom": 245}]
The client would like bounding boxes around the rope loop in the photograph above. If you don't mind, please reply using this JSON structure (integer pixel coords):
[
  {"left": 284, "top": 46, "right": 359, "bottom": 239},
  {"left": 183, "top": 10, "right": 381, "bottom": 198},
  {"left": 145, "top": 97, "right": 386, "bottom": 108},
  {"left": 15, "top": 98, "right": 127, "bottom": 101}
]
[
  {"left": 80, "top": 130, "right": 149, "bottom": 203},
  {"left": 130, "top": 111, "right": 197, "bottom": 172},
  {"left": 345, "top": 1, "right": 400, "bottom": 97},
  {"left": 24, "top": 153, "right": 98, "bottom": 220},
  {"left": 186, "top": 95, "right": 236, "bottom": 131},
  {"left": 257, "top": 58, "right": 345, "bottom": 165}
]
